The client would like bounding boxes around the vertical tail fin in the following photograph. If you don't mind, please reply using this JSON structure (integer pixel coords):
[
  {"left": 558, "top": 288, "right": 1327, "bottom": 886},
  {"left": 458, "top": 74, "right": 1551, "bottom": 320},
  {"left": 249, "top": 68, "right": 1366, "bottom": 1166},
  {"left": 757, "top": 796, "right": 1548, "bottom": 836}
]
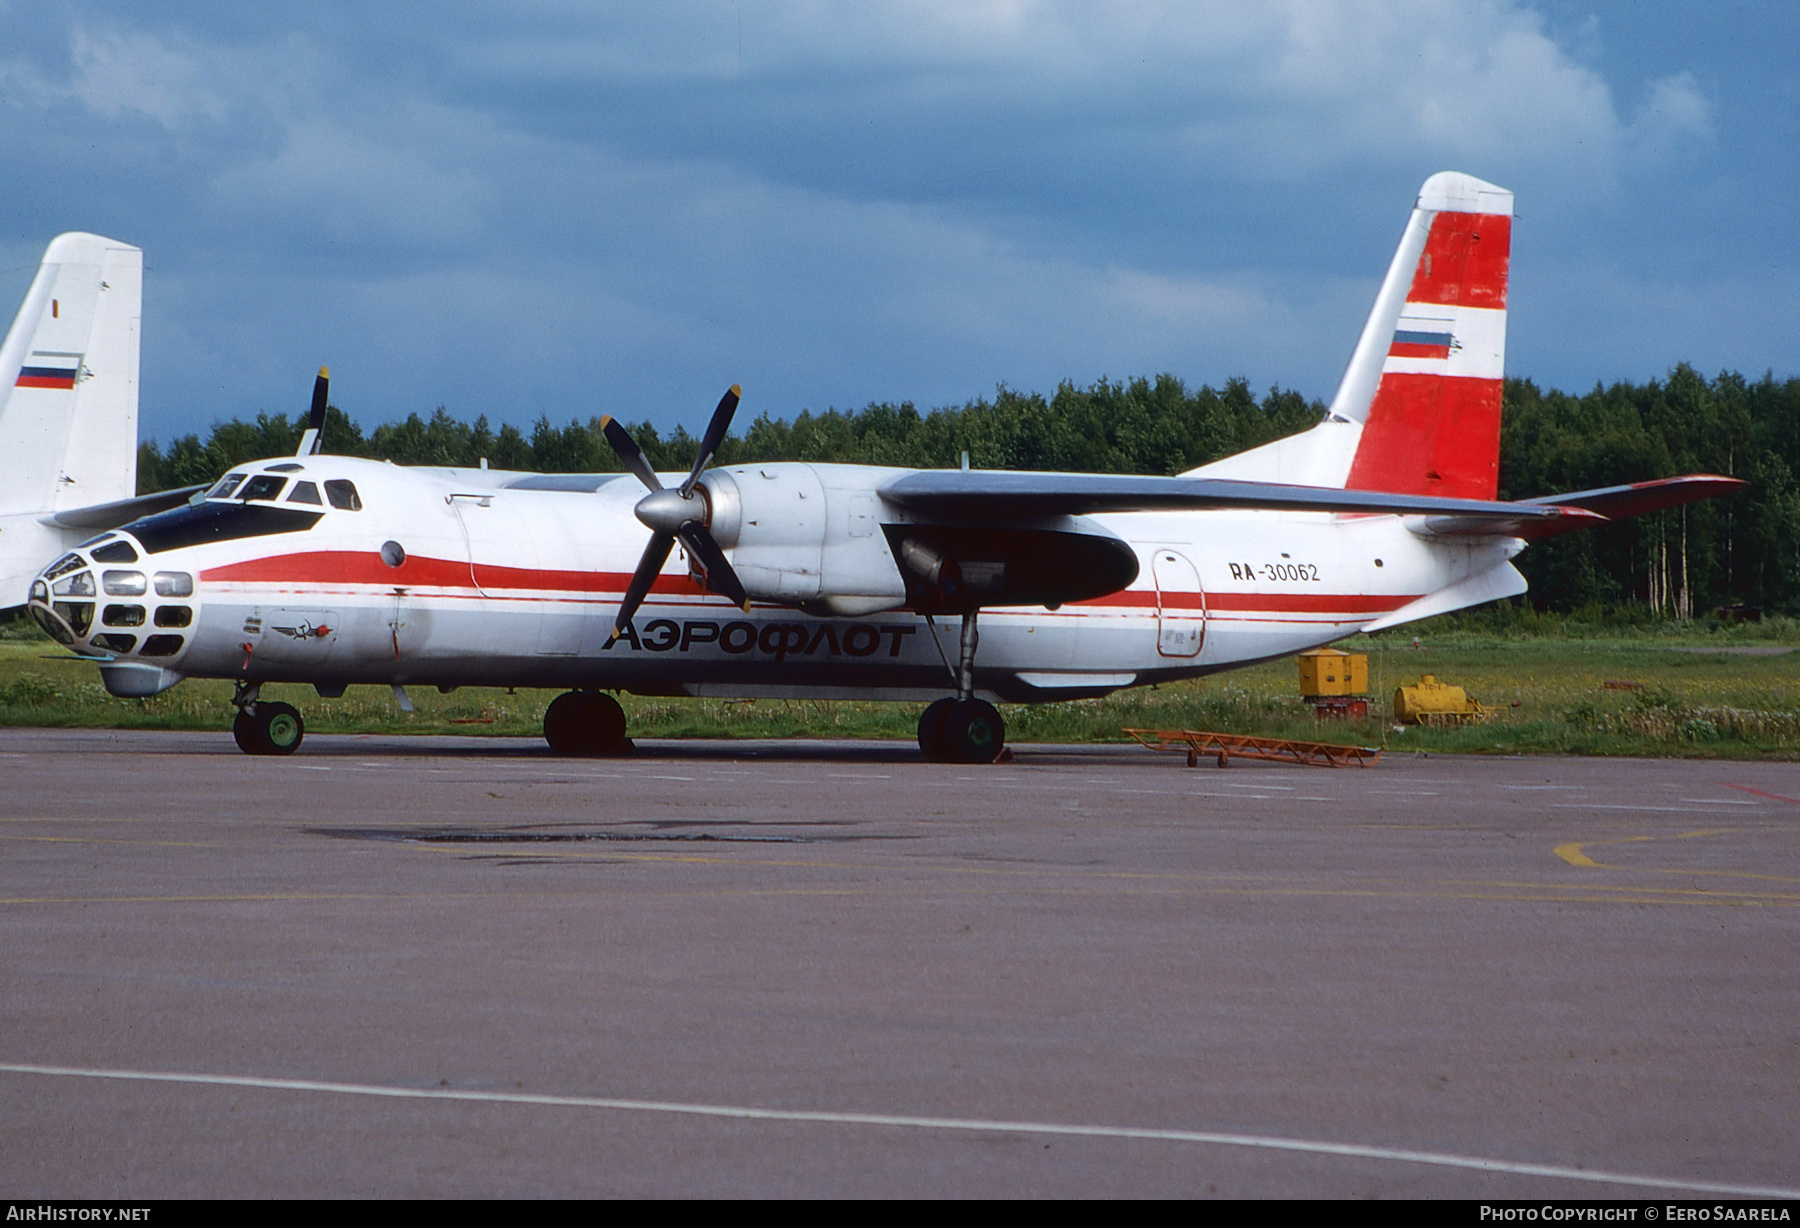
[
  {"left": 1340, "top": 172, "right": 1511, "bottom": 498},
  {"left": 1184, "top": 172, "right": 1510, "bottom": 495},
  {"left": 0, "top": 232, "right": 142, "bottom": 516}
]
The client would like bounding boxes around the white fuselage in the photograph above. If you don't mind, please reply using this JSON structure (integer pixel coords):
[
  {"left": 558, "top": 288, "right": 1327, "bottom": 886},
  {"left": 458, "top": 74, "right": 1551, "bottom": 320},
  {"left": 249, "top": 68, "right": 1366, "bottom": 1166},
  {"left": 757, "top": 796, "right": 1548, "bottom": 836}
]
[{"left": 33, "top": 455, "right": 1521, "bottom": 702}]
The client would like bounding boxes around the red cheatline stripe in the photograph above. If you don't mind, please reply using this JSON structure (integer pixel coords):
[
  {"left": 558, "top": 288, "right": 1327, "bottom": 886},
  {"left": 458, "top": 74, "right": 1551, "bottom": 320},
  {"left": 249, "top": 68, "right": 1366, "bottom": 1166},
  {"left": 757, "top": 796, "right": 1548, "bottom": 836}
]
[
  {"left": 201, "top": 551, "right": 709, "bottom": 597},
  {"left": 1075, "top": 590, "right": 1416, "bottom": 614},
  {"left": 202, "top": 551, "right": 1419, "bottom": 618}
]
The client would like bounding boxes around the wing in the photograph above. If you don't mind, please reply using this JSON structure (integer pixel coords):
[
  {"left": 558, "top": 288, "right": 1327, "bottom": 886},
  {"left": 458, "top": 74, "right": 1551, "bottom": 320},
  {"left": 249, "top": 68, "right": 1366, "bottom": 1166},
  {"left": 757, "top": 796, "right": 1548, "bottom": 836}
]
[
  {"left": 879, "top": 470, "right": 1575, "bottom": 524},
  {"left": 39, "top": 485, "right": 209, "bottom": 531}
]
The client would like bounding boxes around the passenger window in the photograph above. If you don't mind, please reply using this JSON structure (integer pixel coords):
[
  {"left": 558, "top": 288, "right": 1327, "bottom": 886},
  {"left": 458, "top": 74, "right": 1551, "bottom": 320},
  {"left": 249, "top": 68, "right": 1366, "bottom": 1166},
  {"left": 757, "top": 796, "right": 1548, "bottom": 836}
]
[
  {"left": 325, "top": 480, "right": 362, "bottom": 511},
  {"left": 239, "top": 475, "right": 286, "bottom": 501},
  {"left": 208, "top": 474, "right": 247, "bottom": 499},
  {"left": 287, "top": 481, "right": 323, "bottom": 505}
]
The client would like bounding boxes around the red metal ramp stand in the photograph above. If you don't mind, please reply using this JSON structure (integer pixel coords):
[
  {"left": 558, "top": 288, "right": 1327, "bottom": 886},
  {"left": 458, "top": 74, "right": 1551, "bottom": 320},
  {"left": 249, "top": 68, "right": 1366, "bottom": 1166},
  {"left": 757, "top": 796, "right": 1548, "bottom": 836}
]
[{"left": 1123, "top": 727, "right": 1383, "bottom": 768}]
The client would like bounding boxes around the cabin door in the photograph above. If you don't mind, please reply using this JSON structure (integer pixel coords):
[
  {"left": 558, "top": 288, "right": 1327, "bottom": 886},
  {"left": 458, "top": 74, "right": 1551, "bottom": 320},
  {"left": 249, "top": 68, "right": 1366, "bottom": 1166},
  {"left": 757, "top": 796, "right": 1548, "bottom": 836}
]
[{"left": 1152, "top": 549, "right": 1205, "bottom": 658}]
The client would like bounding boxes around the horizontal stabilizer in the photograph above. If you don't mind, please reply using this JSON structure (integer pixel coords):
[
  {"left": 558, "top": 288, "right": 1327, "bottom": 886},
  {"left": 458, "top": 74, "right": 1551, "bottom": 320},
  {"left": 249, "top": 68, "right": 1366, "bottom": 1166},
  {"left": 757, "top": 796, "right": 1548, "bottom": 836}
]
[
  {"left": 881, "top": 470, "right": 1567, "bottom": 524},
  {"left": 39, "top": 484, "right": 207, "bottom": 530},
  {"left": 1519, "top": 474, "right": 1744, "bottom": 538}
]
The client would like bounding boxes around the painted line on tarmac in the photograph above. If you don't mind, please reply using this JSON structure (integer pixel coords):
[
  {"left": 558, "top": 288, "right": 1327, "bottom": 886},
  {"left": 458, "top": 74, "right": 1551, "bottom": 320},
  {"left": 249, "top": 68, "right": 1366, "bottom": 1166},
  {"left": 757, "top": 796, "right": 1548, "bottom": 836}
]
[
  {"left": 2, "top": 1061, "right": 1796, "bottom": 1199},
  {"left": 1726, "top": 783, "right": 1800, "bottom": 805}
]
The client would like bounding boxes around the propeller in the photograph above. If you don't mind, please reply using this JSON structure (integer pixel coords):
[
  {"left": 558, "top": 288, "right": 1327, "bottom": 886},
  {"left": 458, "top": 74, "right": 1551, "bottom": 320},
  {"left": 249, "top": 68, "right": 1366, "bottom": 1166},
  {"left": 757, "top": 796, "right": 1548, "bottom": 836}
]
[
  {"left": 601, "top": 386, "right": 750, "bottom": 641},
  {"left": 296, "top": 367, "right": 329, "bottom": 457}
]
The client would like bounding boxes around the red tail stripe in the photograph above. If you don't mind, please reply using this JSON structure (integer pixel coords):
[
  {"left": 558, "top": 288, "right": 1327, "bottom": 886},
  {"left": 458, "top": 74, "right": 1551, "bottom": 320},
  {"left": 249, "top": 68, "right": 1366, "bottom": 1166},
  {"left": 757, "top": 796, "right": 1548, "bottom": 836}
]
[
  {"left": 1406, "top": 211, "right": 1509, "bottom": 309},
  {"left": 1347, "top": 372, "right": 1503, "bottom": 500}
]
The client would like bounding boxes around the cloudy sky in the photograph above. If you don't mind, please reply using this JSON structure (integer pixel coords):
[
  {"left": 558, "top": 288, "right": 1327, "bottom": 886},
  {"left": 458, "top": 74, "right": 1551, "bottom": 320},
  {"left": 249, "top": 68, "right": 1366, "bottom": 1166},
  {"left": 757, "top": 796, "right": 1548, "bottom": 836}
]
[{"left": 0, "top": 2, "right": 1792, "bottom": 445}]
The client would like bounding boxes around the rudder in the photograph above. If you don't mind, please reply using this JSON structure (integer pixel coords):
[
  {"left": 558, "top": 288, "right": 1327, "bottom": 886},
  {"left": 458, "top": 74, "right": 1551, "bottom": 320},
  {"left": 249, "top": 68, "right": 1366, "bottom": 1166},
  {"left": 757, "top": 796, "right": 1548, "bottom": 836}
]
[{"left": 1342, "top": 173, "right": 1511, "bottom": 499}]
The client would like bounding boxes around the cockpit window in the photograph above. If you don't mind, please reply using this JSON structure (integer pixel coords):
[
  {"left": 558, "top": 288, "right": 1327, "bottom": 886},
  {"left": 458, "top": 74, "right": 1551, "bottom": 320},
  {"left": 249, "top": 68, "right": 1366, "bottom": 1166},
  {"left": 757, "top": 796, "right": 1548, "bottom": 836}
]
[
  {"left": 325, "top": 480, "right": 362, "bottom": 511},
  {"left": 44, "top": 554, "right": 86, "bottom": 581},
  {"left": 287, "top": 480, "right": 323, "bottom": 505},
  {"left": 119, "top": 503, "right": 324, "bottom": 554},
  {"left": 208, "top": 474, "right": 247, "bottom": 499},
  {"left": 91, "top": 541, "right": 139, "bottom": 564},
  {"left": 240, "top": 475, "right": 287, "bottom": 502}
]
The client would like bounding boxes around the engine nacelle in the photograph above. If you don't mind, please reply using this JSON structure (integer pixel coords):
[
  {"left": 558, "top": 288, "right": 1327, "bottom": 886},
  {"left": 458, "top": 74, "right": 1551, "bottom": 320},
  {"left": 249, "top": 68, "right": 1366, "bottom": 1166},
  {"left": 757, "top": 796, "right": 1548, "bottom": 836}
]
[{"left": 701, "top": 463, "right": 910, "bottom": 615}]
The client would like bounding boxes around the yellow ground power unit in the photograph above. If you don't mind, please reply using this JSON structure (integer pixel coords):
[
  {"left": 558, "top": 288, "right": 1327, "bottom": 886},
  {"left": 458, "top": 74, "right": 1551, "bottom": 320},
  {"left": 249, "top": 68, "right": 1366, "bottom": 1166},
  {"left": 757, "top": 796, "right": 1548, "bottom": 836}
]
[
  {"left": 1392, "top": 674, "right": 1491, "bottom": 726},
  {"left": 1297, "top": 648, "right": 1367, "bottom": 696}
]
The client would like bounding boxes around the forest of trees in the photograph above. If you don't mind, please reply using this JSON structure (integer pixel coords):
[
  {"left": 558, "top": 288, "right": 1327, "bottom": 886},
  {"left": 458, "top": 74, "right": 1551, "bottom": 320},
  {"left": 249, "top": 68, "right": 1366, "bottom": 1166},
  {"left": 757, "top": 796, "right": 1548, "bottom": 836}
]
[{"left": 136, "top": 365, "right": 1800, "bottom": 618}]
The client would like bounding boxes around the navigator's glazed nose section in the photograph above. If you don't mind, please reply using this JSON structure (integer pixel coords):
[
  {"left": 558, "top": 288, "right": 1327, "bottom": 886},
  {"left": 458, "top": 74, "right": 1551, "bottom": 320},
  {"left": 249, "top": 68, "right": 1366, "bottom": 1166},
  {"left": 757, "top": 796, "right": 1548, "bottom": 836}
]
[{"left": 27, "top": 532, "right": 195, "bottom": 696}]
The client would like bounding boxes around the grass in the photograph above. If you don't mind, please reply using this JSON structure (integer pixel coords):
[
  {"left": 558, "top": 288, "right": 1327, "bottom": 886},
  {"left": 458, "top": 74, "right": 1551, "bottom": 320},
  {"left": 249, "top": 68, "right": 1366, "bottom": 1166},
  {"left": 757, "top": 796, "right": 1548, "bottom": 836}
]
[{"left": 4, "top": 609, "right": 1800, "bottom": 758}]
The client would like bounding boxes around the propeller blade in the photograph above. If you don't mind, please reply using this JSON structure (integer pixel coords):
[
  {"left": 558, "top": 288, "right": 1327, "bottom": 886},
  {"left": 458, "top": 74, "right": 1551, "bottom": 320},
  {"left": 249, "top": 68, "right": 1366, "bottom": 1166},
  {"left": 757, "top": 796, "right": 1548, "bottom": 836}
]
[
  {"left": 610, "top": 530, "right": 675, "bottom": 642},
  {"left": 679, "top": 384, "right": 740, "bottom": 498},
  {"left": 600, "top": 415, "right": 664, "bottom": 493},
  {"left": 679, "top": 525, "right": 750, "bottom": 611},
  {"left": 309, "top": 367, "right": 329, "bottom": 433},
  {"left": 297, "top": 366, "right": 330, "bottom": 457}
]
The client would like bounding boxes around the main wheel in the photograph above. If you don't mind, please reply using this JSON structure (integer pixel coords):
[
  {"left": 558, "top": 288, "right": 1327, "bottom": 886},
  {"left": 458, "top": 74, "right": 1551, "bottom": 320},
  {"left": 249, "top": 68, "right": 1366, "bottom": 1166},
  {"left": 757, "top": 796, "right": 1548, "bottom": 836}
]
[
  {"left": 573, "top": 692, "right": 628, "bottom": 755},
  {"left": 254, "top": 702, "right": 304, "bottom": 755},
  {"left": 544, "top": 691, "right": 629, "bottom": 756},
  {"left": 232, "top": 708, "right": 263, "bottom": 754},
  {"left": 917, "top": 697, "right": 955, "bottom": 761},
  {"left": 940, "top": 698, "right": 1005, "bottom": 764},
  {"left": 543, "top": 691, "right": 583, "bottom": 755}
]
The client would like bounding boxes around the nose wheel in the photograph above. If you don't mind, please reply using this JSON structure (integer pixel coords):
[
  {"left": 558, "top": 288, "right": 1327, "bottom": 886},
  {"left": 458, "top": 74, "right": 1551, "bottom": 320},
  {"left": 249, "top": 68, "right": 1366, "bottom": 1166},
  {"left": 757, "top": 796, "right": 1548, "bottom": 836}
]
[
  {"left": 917, "top": 610, "right": 1006, "bottom": 763},
  {"left": 544, "top": 690, "right": 630, "bottom": 756}
]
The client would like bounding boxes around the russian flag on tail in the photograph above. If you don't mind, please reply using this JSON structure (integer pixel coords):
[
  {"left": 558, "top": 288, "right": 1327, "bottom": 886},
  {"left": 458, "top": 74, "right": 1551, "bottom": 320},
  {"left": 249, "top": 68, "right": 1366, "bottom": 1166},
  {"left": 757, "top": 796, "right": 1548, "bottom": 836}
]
[{"left": 15, "top": 353, "right": 82, "bottom": 389}]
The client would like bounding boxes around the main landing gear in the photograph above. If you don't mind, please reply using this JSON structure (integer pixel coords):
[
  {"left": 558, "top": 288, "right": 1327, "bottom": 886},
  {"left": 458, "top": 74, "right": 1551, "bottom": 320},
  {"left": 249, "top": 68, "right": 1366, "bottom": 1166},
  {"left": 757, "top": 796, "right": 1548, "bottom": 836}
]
[
  {"left": 543, "top": 690, "right": 630, "bottom": 756},
  {"left": 230, "top": 683, "right": 305, "bottom": 756},
  {"left": 917, "top": 610, "right": 1006, "bottom": 764}
]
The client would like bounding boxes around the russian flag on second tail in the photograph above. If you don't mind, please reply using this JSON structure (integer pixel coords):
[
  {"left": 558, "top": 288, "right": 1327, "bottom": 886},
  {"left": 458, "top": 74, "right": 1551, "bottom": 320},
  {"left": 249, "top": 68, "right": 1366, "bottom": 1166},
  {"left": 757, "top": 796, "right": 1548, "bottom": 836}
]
[{"left": 14, "top": 351, "right": 82, "bottom": 390}]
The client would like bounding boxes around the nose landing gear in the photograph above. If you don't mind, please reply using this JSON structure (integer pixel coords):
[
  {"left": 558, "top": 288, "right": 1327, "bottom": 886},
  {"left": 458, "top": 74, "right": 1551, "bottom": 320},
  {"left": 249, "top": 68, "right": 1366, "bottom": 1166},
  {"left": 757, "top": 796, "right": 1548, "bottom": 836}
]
[
  {"left": 230, "top": 683, "right": 305, "bottom": 756},
  {"left": 917, "top": 610, "right": 1007, "bottom": 763},
  {"left": 543, "top": 690, "right": 630, "bottom": 756}
]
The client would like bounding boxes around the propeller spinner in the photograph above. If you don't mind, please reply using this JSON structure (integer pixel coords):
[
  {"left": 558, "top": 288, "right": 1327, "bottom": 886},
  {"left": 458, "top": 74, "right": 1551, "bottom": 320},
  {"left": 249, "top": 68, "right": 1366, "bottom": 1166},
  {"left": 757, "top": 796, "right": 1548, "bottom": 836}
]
[{"left": 601, "top": 386, "right": 750, "bottom": 642}]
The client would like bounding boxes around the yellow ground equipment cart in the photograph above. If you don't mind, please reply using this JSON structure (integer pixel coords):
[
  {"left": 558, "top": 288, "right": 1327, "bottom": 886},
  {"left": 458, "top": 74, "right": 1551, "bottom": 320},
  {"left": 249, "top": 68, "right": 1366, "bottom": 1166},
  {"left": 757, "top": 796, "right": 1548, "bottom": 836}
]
[
  {"left": 1393, "top": 674, "right": 1491, "bottom": 726},
  {"left": 1297, "top": 647, "right": 1370, "bottom": 719}
]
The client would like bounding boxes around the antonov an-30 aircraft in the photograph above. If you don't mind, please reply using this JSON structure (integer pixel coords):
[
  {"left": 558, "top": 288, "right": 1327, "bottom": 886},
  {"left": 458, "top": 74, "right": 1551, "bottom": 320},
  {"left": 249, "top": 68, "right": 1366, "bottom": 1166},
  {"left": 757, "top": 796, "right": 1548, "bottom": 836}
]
[{"left": 22, "top": 173, "right": 1739, "bottom": 760}]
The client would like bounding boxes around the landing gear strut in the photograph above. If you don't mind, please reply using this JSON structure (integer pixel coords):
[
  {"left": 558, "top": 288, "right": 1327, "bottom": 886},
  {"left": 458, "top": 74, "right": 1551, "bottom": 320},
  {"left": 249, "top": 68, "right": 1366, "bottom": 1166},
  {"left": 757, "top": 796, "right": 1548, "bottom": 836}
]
[
  {"left": 230, "top": 682, "right": 305, "bottom": 756},
  {"left": 544, "top": 690, "right": 630, "bottom": 756},
  {"left": 917, "top": 610, "right": 1006, "bottom": 764}
]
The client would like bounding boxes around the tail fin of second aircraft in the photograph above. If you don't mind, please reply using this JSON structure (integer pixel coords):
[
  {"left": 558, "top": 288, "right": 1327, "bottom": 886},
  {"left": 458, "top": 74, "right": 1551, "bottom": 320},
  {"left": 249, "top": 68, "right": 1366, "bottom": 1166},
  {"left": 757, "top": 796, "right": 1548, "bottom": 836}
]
[
  {"left": 1186, "top": 172, "right": 1512, "bottom": 496},
  {"left": 0, "top": 232, "right": 142, "bottom": 517}
]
